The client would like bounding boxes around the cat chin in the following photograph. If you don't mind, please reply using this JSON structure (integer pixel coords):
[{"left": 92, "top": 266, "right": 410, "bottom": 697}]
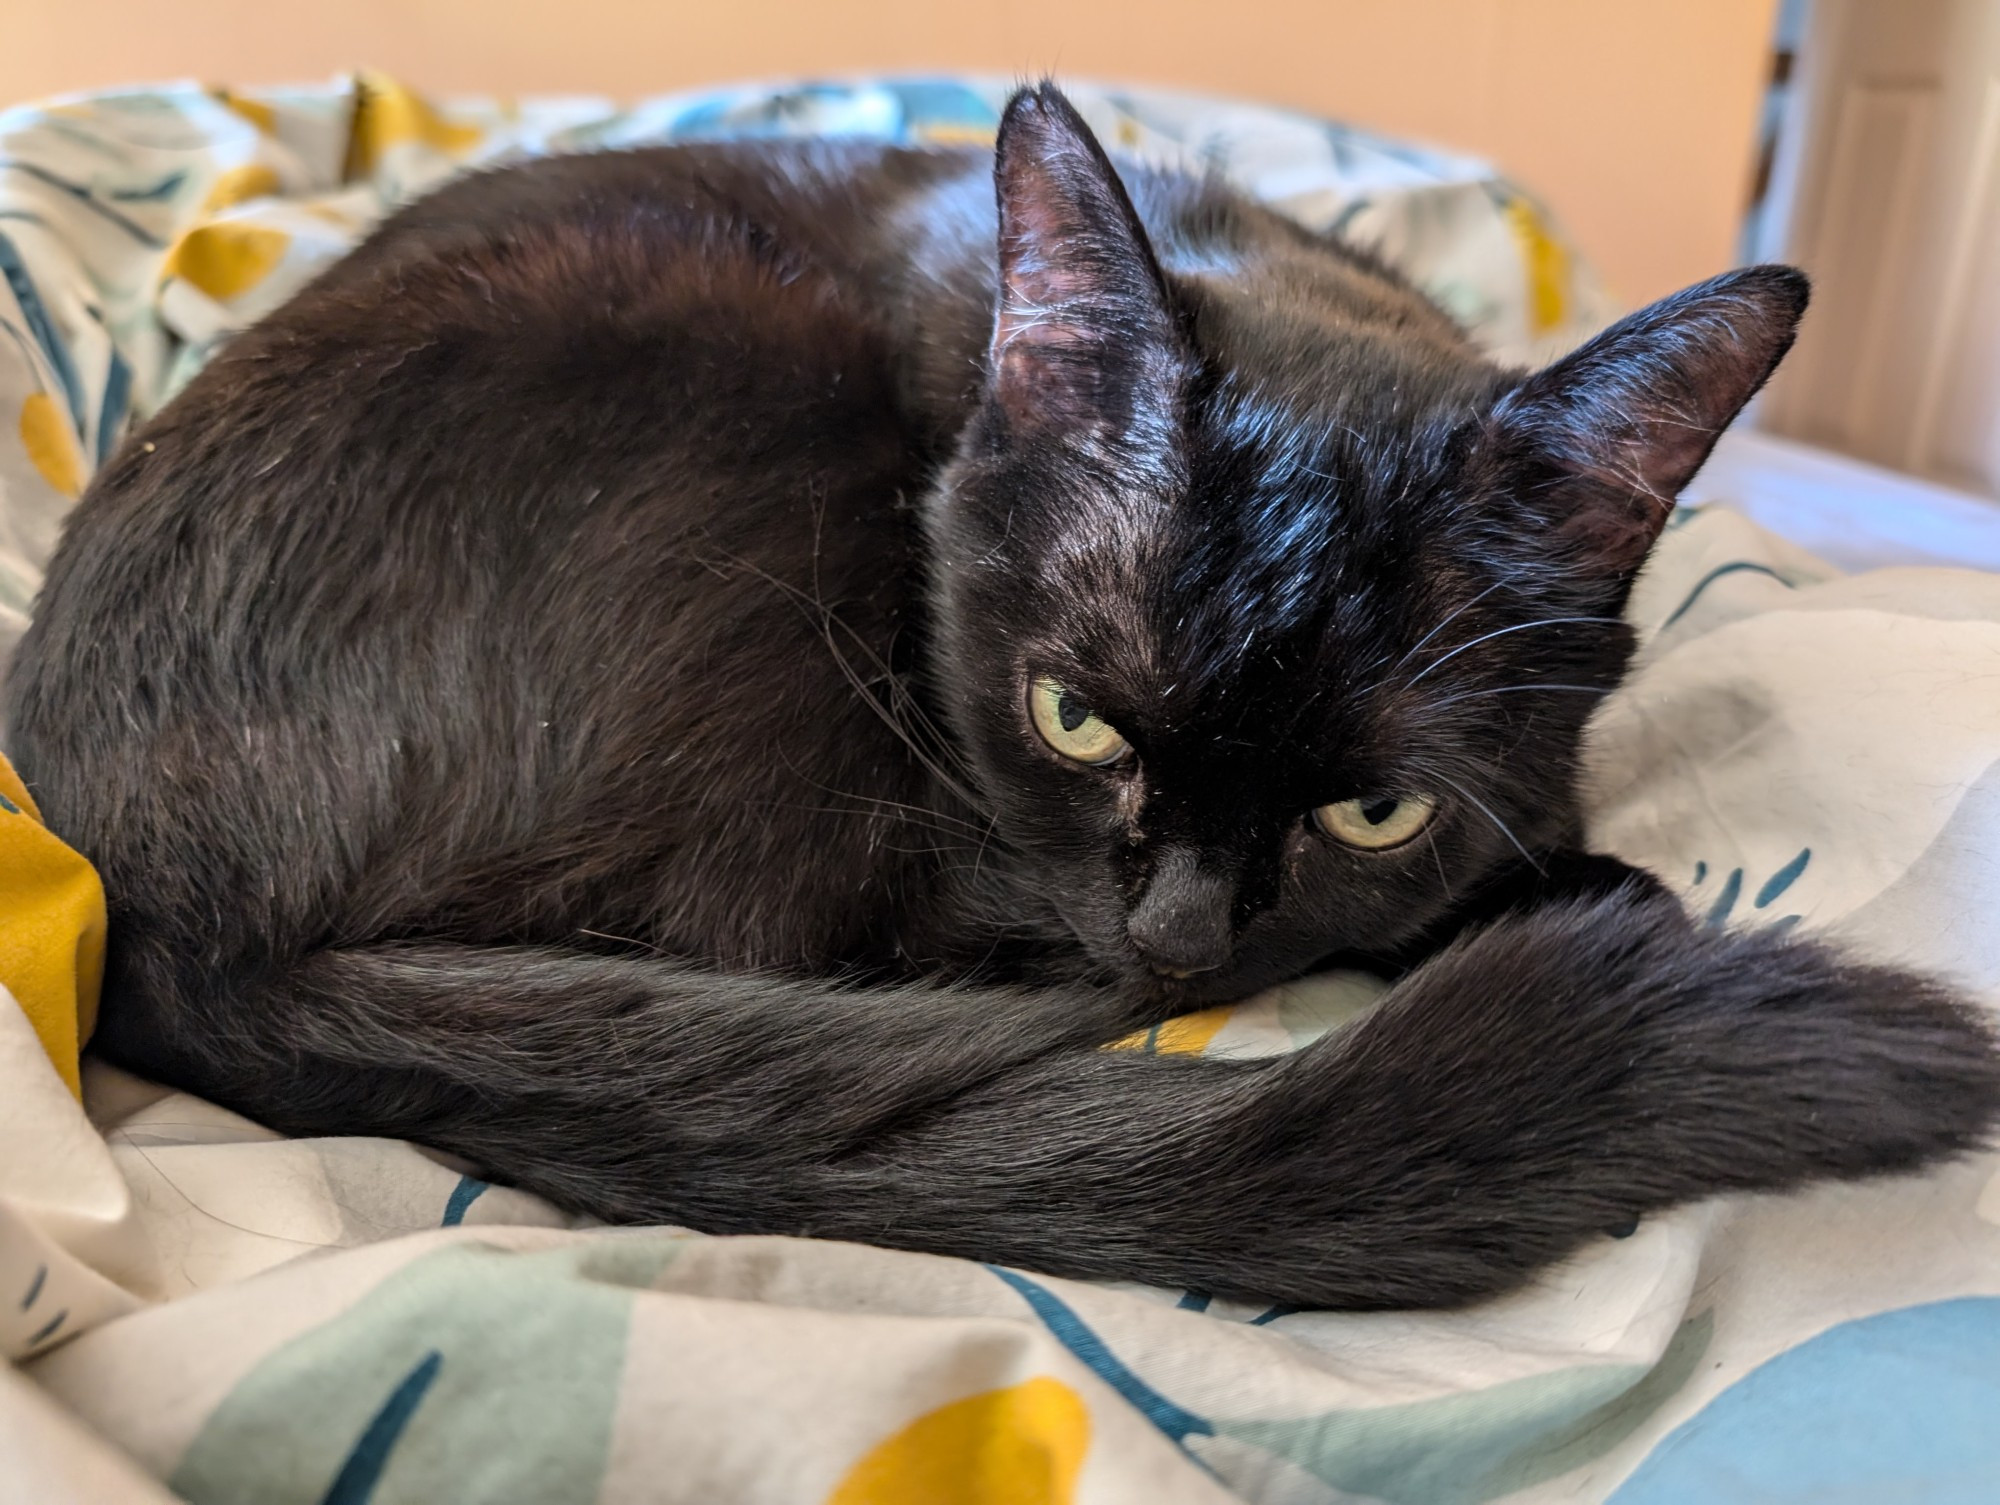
[{"left": 1110, "top": 954, "right": 1309, "bottom": 1015}]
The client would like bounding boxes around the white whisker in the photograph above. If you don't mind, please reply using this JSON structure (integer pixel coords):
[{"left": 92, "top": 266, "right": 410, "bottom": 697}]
[
  {"left": 1429, "top": 771, "right": 1545, "bottom": 875},
  {"left": 1405, "top": 616, "right": 1623, "bottom": 687}
]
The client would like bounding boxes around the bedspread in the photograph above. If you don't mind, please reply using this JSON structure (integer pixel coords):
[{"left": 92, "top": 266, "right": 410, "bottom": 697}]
[{"left": 3, "top": 74, "right": 1998, "bottom": 1505}]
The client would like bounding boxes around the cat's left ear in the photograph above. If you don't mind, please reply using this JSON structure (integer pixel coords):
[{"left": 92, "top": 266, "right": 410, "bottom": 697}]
[
  {"left": 1488, "top": 266, "right": 1808, "bottom": 576},
  {"left": 987, "top": 83, "right": 1185, "bottom": 439}
]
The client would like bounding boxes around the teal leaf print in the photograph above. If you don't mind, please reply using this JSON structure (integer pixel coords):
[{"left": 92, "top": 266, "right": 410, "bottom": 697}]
[
  {"left": 987, "top": 1266, "right": 1214, "bottom": 1449},
  {"left": 321, "top": 1351, "right": 442, "bottom": 1505},
  {"left": 1695, "top": 849, "right": 1808, "bottom": 933},
  {"left": 1661, "top": 561, "right": 1794, "bottom": 630},
  {"left": 1754, "top": 848, "right": 1810, "bottom": 908},
  {"left": 438, "top": 1176, "right": 487, "bottom": 1227}
]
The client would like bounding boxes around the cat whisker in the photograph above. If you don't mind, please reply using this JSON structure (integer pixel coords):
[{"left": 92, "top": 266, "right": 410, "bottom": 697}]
[
  {"left": 1351, "top": 579, "right": 1524, "bottom": 700},
  {"left": 1404, "top": 616, "right": 1625, "bottom": 687},
  {"left": 699, "top": 545, "right": 988, "bottom": 814},
  {"left": 765, "top": 753, "right": 1001, "bottom": 846},
  {"left": 1418, "top": 821, "right": 1455, "bottom": 904},
  {"left": 800, "top": 491, "right": 978, "bottom": 782},
  {"left": 966, "top": 804, "right": 1006, "bottom": 890},
  {"left": 1426, "top": 770, "right": 1546, "bottom": 876},
  {"left": 799, "top": 807, "right": 992, "bottom": 850},
  {"left": 1389, "top": 580, "right": 1511, "bottom": 672},
  {"left": 787, "top": 785, "right": 998, "bottom": 841},
  {"left": 575, "top": 927, "right": 672, "bottom": 956},
  {"left": 1422, "top": 683, "right": 1615, "bottom": 714},
  {"left": 819, "top": 611, "right": 984, "bottom": 792}
]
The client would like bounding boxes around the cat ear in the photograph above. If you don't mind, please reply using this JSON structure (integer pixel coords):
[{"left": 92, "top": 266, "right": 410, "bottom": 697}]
[
  {"left": 988, "top": 83, "right": 1183, "bottom": 437},
  {"left": 1489, "top": 266, "right": 1809, "bottom": 575}
]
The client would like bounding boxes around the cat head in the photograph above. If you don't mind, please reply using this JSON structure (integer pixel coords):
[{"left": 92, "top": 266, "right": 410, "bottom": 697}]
[{"left": 927, "top": 83, "right": 1807, "bottom": 1001}]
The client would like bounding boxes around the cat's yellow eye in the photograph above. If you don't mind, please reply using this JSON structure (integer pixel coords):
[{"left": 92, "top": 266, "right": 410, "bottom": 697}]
[
  {"left": 1314, "top": 794, "right": 1438, "bottom": 850},
  {"left": 1029, "top": 676, "right": 1131, "bottom": 766}
]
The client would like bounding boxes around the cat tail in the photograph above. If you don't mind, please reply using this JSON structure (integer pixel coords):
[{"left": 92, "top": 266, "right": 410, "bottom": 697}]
[
  {"left": 115, "top": 897, "right": 2000, "bottom": 1309},
  {"left": 1198, "top": 892, "right": 2000, "bottom": 1306}
]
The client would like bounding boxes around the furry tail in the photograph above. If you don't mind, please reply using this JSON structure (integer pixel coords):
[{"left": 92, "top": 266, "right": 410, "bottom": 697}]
[{"left": 103, "top": 892, "right": 2000, "bottom": 1308}]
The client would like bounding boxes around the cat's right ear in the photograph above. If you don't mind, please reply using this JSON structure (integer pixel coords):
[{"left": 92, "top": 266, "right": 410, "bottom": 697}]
[
  {"left": 987, "top": 83, "right": 1184, "bottom": 440},
  {"left": 1487, "top": 265, "right": 1809, "bottom": 580}
]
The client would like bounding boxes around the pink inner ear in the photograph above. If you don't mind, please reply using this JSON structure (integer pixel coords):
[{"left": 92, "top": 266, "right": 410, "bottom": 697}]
[
  {"left": 987, "top": 86, "right": 1182, "bottom": 434},
  {"left": 994, "top": 166, "right": 1102, "bottom": 358},
  {"left": 1552, "top": 485, "right": 1672, "bottom": 577},
  {"left": 1519, "top": 414, "right": 1719, "bottom": 577}
]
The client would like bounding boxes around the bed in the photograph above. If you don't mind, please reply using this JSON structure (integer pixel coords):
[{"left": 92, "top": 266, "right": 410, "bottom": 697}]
[{"left": 3, "top": 74, "right": 1998, "bottom": 1505}]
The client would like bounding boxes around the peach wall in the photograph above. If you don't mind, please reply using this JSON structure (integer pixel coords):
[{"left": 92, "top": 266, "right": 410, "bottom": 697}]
[{"left": 1, "top": 0, "right": 1777, "bottom": 306}]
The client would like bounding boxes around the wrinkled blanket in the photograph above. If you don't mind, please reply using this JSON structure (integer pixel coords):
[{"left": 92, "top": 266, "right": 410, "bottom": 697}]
[{"left": 4, "top": 75, "right": 1999, "bottom": 1505}]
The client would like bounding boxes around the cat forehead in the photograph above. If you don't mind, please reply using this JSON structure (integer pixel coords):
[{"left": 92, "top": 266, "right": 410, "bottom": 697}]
[
  {"left": 976, "top": 333, "right": 1507, "bottom": 694},
  {"left": 1007, "top": 430, "right": 1509, "bottom": 732},
  {"left": 1023, "top": 497, "right": 1400, "bottom": 701},
  {"left": 993, "top": 267, "right": 1500, "bottom": 599},
  {"left": 1024, "top": 387, "right": 1463, "bottom": 599}
]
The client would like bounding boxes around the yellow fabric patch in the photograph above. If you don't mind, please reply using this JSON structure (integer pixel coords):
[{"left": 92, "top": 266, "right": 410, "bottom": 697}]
[
  {"left": 826, "top": 1377, "right": 1090, "bottom": 1505},
  {"left": 300, "top": 199, "right": 361, "bottom": 228},
  {"left": 211, "top": 88, "right": 277, "bottom": 136},
  {"left": 917, "top": 124, "right": 998, "bottom": 147},
  {"left": 1109, "top": 1004, "right": 1234, "bottom": 1055},
  {"left": 201, "top": 163, "right": 282, "bottom": 215},
  {"left": 1503, "top": 197, "right": 1570, "bottom": 336},
  {"left": 1150, "top": 1006, "right": 1232, "bottom": 1055},
  {"left": 345, "top": 72, "right": 484, "bottom": 179},
  {"left": 19, "top": 391, "right": 84, "bottom": 498},
  {"left": 0, "top": 753, "right": 105, "bottom": 1098},
  {"left": 163, "top": 222, "right": 290, "bottom": 301}
]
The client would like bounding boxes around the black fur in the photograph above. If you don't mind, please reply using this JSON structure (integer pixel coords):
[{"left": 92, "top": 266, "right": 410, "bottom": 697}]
[{"left": 6, "top": 84, "right": 1996, "bottom": 1307}]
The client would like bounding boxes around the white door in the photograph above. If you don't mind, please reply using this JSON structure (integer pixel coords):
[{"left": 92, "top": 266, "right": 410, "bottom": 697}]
[{"left": 1757, "top": 0, "right": 2000, "bottom": 500}]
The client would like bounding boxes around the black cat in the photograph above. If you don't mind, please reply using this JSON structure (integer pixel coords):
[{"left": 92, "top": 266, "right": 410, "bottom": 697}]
[{"left": 7, "top": 85, "right": 1995, "bottom": 1308}]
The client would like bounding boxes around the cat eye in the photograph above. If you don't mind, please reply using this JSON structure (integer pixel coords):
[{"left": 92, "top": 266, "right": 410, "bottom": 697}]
[
  {"left": 1028, "top": 676, "right": 1131, "bottom": 766},
  {"left": 1313, "top": 794, "right": 1438, "bottom": 850}
]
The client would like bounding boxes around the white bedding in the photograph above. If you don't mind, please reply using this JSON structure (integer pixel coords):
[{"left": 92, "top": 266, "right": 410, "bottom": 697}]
[{"left": 4, "top": 73, "right": 2000, "bottom": 1505}]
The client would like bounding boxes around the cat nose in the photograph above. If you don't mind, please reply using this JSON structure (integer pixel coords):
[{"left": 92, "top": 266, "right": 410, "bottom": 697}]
[{"left": 1127, "top": 847, "right": 1234, "bottom": 977}]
